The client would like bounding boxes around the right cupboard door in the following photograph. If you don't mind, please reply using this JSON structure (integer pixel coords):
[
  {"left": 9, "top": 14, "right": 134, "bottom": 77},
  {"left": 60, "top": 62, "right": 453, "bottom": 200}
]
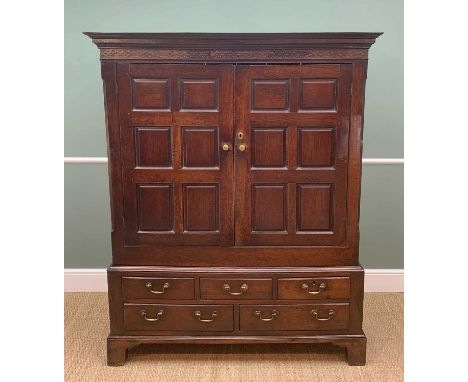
[{"left": 235, "top": 64, "right": 352, "bottom": 246}]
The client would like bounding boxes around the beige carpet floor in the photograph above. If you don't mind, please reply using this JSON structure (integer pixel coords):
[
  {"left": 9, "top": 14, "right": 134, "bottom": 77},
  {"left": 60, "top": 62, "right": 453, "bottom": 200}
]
[{"left": 65, "top": 293, "right": 403, "bottom": 381}]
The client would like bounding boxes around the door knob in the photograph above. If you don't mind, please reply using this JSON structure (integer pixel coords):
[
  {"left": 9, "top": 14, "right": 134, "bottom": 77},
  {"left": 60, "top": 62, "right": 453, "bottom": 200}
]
[
  {"left": 222, "top": 143, "right": 230, "bottom": 151},
  {"left": 238, "top": 144, "right": 246, "bottom": 152}
]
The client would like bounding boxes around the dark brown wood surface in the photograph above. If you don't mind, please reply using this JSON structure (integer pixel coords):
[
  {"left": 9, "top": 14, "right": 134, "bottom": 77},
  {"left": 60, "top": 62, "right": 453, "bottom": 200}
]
[
  {"left": 277, "top": 277, "right": 350, "bottom": 300},
  {"left": 122, "top": 277, "right": 195, "bottom": 300},
  {"left": 86, "top": 32, "right": 381, "bottom": 366},
  {"left": 107, "top": 334, "right": 366, "bottom": 366},
  {"left": 239, "top": 303, "right": 349, "bottom": 331},
  {"left": 200, "top": 278, "right": 273, "bottom": 300},
  {"left": 109, "top": 265, "right": 363, "bottom": 337},
  {"left": 235, "top": 64, "right": 351, "bottom": 246},
  {"left": 118, "top": 64, "right": 234, "bottom": 247},
  {"left": 124, "top": 303, "right": 234, "bottom": 332},
  {"left": 104, "top": 266, "right": 365, "bottom": 365},
  {"left": 84, "top": 32, "right": 382, "bottom": 62}
]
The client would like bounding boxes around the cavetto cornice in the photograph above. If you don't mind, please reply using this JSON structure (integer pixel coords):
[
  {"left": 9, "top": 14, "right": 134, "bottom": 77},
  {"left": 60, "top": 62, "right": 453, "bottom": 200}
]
[{"left": 84, "top": 32, "right": 382, "bottom": 61}]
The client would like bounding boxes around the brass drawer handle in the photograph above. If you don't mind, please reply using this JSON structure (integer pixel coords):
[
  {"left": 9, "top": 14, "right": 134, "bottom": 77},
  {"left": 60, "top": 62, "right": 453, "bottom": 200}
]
[
  {"left": 141, "top": 309, "right": 164, "bottom": 322},
  {"left": 223, "top": 283, "right": 248, "bottom": 295},
  {"left": 194, "top": 310, "right": 218, "bottom": 322},
  {"left": 310, "top": 309, "right": 335, "bottom": 321},
  {"left": 145, "top": 281, "right": 170, "bottom": 294},
  {"left": 255, "top": 310, "right": 278, "bottom": 321},
  {"left": 302, "top": 282, "right": 326, "bottom": 295},
  {"left": 238, "top": 144, "right": 246, "bottom": 152},
  {"left": 222, "top": 143, "right": 230, "bottom": 151}
]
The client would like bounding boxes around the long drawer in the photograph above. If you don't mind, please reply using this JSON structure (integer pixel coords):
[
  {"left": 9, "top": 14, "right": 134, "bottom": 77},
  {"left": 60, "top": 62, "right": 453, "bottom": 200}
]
[
  {"left": 240, "top": 303, "right": 349, "bottom": 331},
  {"left": 123, "top": 304, "right": 234, "bottom": 331}
]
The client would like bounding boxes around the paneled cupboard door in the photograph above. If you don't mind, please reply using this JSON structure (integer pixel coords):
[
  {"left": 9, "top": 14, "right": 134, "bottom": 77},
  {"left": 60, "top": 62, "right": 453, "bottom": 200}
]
[
  {"left": 118, "top": 63, "right": 351, "bottom": 247},
  {"left": 118, "top": 64, "right": 234, "bottom": 246},
  {"left": 234, "top": 65, "right": 352, "bottom": 246}
]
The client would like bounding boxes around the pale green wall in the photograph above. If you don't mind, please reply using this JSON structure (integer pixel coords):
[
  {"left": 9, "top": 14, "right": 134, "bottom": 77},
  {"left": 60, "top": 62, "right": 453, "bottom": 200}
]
[{"left": 65, "top": 0, "right": 403, "bottom": 268}]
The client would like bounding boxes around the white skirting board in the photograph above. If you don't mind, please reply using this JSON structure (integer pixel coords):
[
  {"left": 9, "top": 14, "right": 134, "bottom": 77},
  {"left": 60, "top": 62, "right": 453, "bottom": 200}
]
[{"left": 64, "top": 268, "right": 403, "bottom": 292}]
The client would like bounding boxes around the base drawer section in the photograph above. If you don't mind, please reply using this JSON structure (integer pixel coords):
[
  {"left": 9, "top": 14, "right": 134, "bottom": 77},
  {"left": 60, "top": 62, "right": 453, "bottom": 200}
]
[
  {"left": 240, "top": 303, "right": 349, "bottom": 331},
  {"left": 124, "top": 304, "right": 234, "bottom": 332}
]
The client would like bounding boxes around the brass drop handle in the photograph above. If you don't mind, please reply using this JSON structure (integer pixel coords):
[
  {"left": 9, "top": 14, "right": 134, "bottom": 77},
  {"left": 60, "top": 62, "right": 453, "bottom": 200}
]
[
  {"left": 194, "top": 310, "right": 218, "bottom": 322},
  {"left": 222, "top": 143, "right": 230, "bottom": 151},
  {"left": 141, "top": 309, "right": 164, "bottom": 321},
  {"left": 238, "top": 144, "right": 246, "bottom": 152},
  {"left": 301, "top": 282, "right": 326, "bottom": 295},
  {"left": 223, "top": 283, "right": 248, "bottom": 295},
  {"left": 255, "top": 310, "right": 278, "bottom": 321},
  {"left": 310, "top": 309, "right": 335, "bottom": 321},
  {"left": 145, "top": 281, "right": 170, "bottom": 294}
]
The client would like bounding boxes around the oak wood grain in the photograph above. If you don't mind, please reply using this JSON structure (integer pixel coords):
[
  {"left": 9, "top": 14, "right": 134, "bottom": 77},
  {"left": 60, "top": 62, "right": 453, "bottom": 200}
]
[
  {"left": 87, "top": 33, "right": 381, "bottom": 366},
  {"left": 200, "top": 278, "right": 273, "bottom": 300}
]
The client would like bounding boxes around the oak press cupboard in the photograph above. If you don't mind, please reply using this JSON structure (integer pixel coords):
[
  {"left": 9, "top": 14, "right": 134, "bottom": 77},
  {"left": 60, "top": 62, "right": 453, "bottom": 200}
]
[{"left": 85, "top": 32, "right": 381, "bottom": 366}]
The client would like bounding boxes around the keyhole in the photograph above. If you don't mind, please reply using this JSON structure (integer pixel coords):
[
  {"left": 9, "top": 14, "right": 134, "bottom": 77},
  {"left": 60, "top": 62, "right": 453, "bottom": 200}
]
[{"left": 237, "top": 132, "right": 244, "bottom": 140}]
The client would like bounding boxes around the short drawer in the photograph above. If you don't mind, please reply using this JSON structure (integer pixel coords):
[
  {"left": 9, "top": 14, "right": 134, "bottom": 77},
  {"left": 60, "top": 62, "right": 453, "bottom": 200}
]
[
  {"left": 123, "top": 304, "right": 234, "bottom": 332},
  {"left": 122, "top": 277, "right": 194, "bottom": 300},
  {"left": 277, "top": 277, "right": 350, "bottom": 300},
  {"left": 240, "top": 303, "right": 349, "bottom": 331},
  {"left": 200, "top": 278, "right": 272, "bottom": 299}
]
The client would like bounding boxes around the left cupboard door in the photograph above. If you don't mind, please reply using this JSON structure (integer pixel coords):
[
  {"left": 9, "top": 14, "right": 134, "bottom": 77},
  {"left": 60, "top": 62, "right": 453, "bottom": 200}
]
[{"left": 117, "top": 64, "right": 234, "bottom": 246}]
